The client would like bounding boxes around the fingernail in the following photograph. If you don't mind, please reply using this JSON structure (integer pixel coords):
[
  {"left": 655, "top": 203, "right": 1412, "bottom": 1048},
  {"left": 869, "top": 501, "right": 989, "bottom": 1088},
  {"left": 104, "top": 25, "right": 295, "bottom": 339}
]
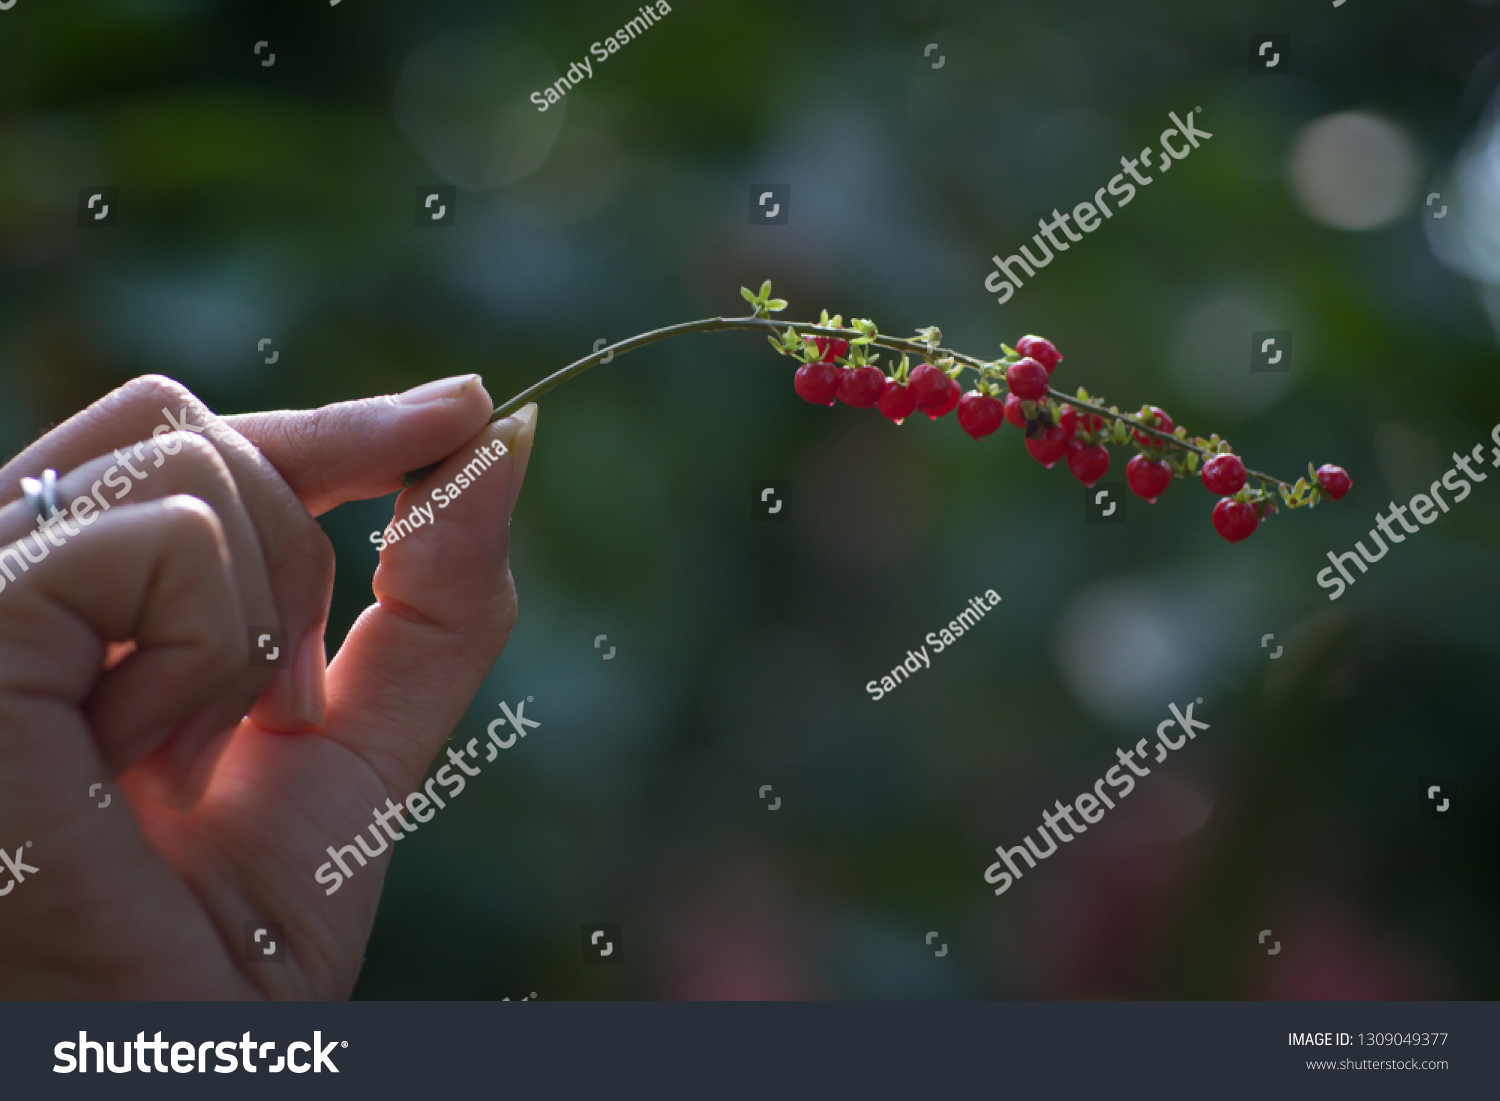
[
  {"left": 504, "top": 404, "right": 538, "bottom": 515},
  {"left": 513, "top": 402, "right": 538, "bottom": 455},
  {"left": 489, "top": 402, "right": 536, "bottom": 450},
  {"left": 397, "top": 374, "right": 482, "bottom": 405},
  {"left": 292, "top": 627, "right": 327, "bottom": 727}
]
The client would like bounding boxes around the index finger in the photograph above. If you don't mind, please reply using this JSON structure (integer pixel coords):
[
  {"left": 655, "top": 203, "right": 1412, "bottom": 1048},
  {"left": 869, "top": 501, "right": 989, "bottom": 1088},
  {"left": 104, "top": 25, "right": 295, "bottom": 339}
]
[{"left": 222, "top": 374, "right": 495, "bottom": 516}]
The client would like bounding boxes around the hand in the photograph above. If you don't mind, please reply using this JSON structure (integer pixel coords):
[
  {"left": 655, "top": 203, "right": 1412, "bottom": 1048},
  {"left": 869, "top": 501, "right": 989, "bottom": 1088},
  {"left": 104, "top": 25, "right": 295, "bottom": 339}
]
[{"left": 0, "top": 373, "right": 536, "bottom": 998}]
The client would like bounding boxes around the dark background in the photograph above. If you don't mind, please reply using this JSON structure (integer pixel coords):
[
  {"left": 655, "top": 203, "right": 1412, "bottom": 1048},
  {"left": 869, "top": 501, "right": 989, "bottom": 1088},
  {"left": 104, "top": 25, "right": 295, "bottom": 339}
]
[{"left": 1, "top": 0, "right": 1497, "bottom": 999}]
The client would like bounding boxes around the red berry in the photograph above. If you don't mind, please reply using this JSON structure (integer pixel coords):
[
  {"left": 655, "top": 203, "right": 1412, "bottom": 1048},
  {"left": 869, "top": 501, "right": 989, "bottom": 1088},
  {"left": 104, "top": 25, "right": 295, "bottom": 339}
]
[
  {"left": 794, "top": 361, "right": 840, "bottom": 405},
  {"left": 1077, "top": 412, "right": 1105, "bottom": 437},
  {"left": 877, "top": 379, "right": 918, "bottom": 422},
  {"left": 1015, "top": 335, "right": 1062, "bottom": 373},
  {"left": 1126, "top": 454, "right": 1173, "bottom": 502},
  {"left": 1006, "top": 357, "right": 1049, "bottom": 401},
  {"left": 1316, "top": 464, "right": 1352, "bottom": 500},
  {"left": 1066, "top": 441, "right": 1110, "bottom": 486},
  {"left": 837, "top": 365, "right": 886, "bottom": 408},
  {"left": 1004, "top": 393, "right": 1027, "bottom": 429},
  {"left": 1133, "top": 406, "right": 1174, "bottom": 447},
  {"left": 1200, "top": 453, "right": 1247, "bottom": 496},
  {"left": 808, "top": 336, "right": 849, "bottom": 362},
  {"left": 1025, "top": 421, "right": 1072, "bottom": 467},
  {"left": 1055, "top": 404, "right": 1078, "bottom": 438},
  {"left": 925, "top": 376, "right": 961, "bottom": 419},
  {"left": 956, "top": 391, "right": 1005, "bottom": 439},
  {"left": 908, "top": 363, "right": 952, "bottom": 409},
  {"left": 1212, "top": 497, "right": 1259, "bottom": 543}
]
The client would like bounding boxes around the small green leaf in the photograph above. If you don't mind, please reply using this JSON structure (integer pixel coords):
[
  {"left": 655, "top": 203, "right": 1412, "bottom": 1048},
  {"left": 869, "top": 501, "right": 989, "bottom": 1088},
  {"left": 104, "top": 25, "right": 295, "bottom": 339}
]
[
  {"left": 759, "top": 280, "right": 772, "bottom": 299},
  {"left": 741, "top": 286, "right": 757, "bottom": 305},
  {"left": 767, "top": 298, "right": 788, "bottom": 312}
]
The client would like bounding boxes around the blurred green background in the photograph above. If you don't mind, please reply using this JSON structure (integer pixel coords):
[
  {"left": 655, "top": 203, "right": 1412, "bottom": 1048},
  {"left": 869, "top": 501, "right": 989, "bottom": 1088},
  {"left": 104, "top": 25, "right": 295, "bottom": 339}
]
[{"left": 2, "top": 0, "right": 1498, "bottom": 999}]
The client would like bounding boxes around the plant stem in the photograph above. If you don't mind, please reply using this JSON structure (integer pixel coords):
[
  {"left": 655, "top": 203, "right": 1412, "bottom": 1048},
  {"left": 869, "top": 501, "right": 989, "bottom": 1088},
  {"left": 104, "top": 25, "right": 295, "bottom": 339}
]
[{"left": 402, "top": 315, "right": 1291, "bottom": 490}]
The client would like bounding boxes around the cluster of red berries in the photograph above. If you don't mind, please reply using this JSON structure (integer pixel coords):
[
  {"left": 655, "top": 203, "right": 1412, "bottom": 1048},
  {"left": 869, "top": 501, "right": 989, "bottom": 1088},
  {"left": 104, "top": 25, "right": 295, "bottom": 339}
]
[
  {"left": 795, "top": 333, "right": 1061, "bottom": 430},
  {"left": 792, "top": 330, "right": 1352, "bottom": 543},
  {"left": 1198, "top": 458, "right": 1350, "bottom": 542},
  {"left": 796, "top": 334, "right": 968, "bottom": 421}
]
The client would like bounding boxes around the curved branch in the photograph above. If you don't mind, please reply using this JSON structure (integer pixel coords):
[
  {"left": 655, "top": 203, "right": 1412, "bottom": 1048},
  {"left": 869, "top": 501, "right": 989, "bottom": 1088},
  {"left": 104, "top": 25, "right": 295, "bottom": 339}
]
[{"left": 402, "top": 315, "right": 1291, "bottom": 489}]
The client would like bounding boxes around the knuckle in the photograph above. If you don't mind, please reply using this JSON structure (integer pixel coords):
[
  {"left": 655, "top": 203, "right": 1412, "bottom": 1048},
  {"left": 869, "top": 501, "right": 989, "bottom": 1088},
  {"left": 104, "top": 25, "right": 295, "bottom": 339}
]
[
  {"left": 156, "top": 493, "right": 226, "bottom": 539},
  {"left": 111, "top": 374, "right": 195, "bottom": 414},
  {"left": 131, "top": 433, "right": 235, "bottom": 495},
  {"left": 164, "top": 430, "right": 219, "bottom": 467}
]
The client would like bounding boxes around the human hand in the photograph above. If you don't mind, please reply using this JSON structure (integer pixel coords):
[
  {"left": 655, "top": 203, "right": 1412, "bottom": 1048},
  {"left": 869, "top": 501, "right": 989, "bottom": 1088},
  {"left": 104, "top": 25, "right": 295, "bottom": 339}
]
[{"left": 0, "top": 374, "right": 536, "bottom": 998}]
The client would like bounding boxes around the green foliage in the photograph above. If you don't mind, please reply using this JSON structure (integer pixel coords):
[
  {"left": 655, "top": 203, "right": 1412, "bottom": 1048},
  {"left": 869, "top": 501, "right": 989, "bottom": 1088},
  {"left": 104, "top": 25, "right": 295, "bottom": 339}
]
[
  {"left": 768, "top": 326, "right": 804, "bottom": 357},
  {"left": 740, "top": 281, "right": 787, "bottom": 318},
  {"left": 1278, "top": 474, "right": 1321, "bottom": 510}
]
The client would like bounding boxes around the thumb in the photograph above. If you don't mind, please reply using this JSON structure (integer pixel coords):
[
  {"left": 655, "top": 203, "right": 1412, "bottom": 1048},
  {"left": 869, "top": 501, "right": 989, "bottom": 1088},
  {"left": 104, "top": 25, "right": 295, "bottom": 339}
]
[
  {"left": 224, "top": 375, "right": 495, "bottom": 516},
  {"left": 320, "top": 403, "right": 538, "bottom": 796}
]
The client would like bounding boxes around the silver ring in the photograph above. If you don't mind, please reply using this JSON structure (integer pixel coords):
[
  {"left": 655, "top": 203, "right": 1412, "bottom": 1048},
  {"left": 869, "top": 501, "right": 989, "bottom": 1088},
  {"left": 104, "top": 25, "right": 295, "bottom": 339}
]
[{"left": 20, "top": 468, "right": 59, "bottom": 528}]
